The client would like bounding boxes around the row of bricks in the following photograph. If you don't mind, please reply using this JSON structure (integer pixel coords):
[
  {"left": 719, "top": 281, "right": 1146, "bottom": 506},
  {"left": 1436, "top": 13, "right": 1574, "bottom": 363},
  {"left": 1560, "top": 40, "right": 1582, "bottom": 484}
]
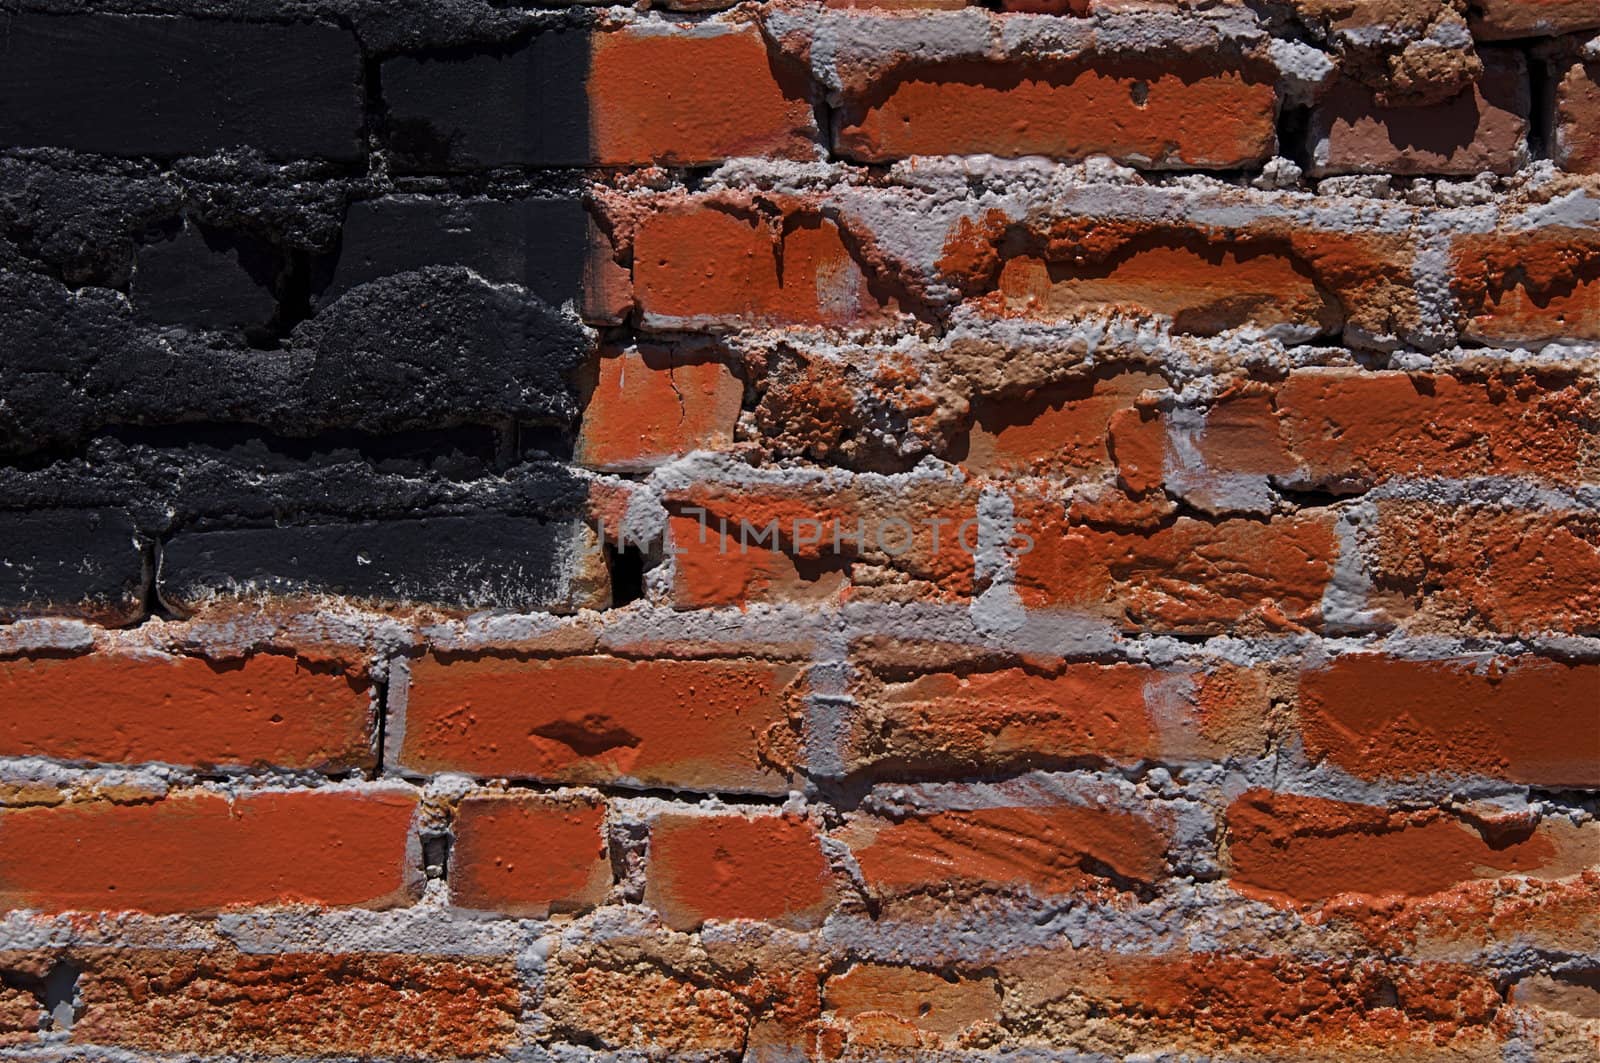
[
  {"left": 3, "top": 648, "right": 1595, "bottom": 788},
  {"left": 4, "top": 937, "right": 1590, "bottom": 1059},
  {"left": 0, "top": 784, "right": 1592, "bottom": 919},
  {"left": 610, "top": 193, "right": 1600, "bottom": 346},
  {"left": 580, "top": 361, "right": 1597, "bottom": 479},
  {"left": 1, "top": 14, "right": 1596, "bottom": 174},
  {"left": 37, "top": 181, "right": 1600, "bottom": 408},
  {"left": 1, "top": 480, "right": 1594, "bottom": 632},
  {"left": 98, "top": 184, "right": 1600, "bottom": 357}
]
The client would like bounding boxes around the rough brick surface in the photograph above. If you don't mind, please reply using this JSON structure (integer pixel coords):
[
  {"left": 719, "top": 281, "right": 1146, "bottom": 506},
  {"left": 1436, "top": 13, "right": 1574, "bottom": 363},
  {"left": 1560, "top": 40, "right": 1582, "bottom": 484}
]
[{"left": 1, "top": 1, "right": 1596, "bottom": 1059}]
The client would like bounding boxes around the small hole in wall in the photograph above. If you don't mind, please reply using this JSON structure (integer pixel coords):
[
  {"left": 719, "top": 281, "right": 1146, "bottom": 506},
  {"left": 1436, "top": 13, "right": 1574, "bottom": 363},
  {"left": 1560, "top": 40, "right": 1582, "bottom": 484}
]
[
  {"left": 1129, "top": 81, "right": 1149, "bottom": 107},
  {"left": 605, "top": 544, "right": 646, "bottom": 607},
  {"left": 41, "top": 960, "right": 81, "bottom": 1034}
]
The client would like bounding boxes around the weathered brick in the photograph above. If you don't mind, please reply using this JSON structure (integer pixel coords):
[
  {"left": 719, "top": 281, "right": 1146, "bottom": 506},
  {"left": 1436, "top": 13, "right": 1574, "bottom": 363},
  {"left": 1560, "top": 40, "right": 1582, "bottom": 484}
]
[
  {"left": 835, "top": 58, "right": 1276, "bottom": 167},
  {"left": 71, "top": 950, "right": 517, "bottom": 1058},
  {"left": 838, "top": 803, "right": 1171, "bottom": 895},
  {"left": 1452, "top": 230, "right": 1600, "bottom": 343},
  {"left": 159, "top": 516, "right": 608, "bottom": 615},
  {"left": 1470, "top": 0, "right": 1600, "bottom": 40},
  {"left": 1002, "top": 948, "right": 1506, "bottom": 1052},
  {"left": 588, "top": 25, "right": 817, "bottom": 165},
  {"left": 1276, "top": 370, "right": 1596, "bottom": 486},
  {"left": 0, "top": 509, "right": 146, "bottom": 625},
  {"left": 956, "top": 372, "right": 1163, "bottom": 477},
  {"left": 643, "top": 812, "right": 834, "bottom": 930},
  {"left": 399, "top": 655, "right": 802, "bottom": 793},
  {"left": 633, "top": 203, "right": 887, "bottom": 330},
  {"left": 449, "top": 792, "right": 611, "bottom": 917},
  {"left": 1309, "top": 51, "right": 1530, "bottom": 176},
  {"left": 1226, "top": 790, "right": 1595, "bottom": 905},
  {"left": 576, "top": 348, "right": 744, "bottom": 472},
  {"left": 0, "top": 15, "right": 362, "bottom": 160},
  {"left": 1015, "top": 503, "right": 1336, "bottom": 632},
  {"left": 669, "top": 511, "right": 851, "bottom": 609},
  {"left": 1371, "top": 503, "right": 1600, "bottom": 635},
  {"left": 845, "top": 662, "right": 1270, "bottom": 777},
  {"left": 1551, "top": 57, "right": 1600, "bottom": 174},
  {"left": 0, "top": 651, "right": 371, "bottom": 772},
  {"left": 0, "top": 789, "right": 418, "bottom": 914},
  {"left": 824, "top": 964, "right": 1000, "bottom": 1044},
  {"left": 1299, "top": 655, "right": 1600, "bottom": 787},
  {"left": 979, "top": 246, "right": 1340, "bottom": 336}
]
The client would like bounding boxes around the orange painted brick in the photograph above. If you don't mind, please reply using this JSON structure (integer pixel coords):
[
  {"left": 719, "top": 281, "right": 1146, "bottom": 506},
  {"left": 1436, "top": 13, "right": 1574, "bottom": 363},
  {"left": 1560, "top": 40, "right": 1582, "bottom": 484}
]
[
  {"left": 836, "top": 60, "right": 1276, "bottom": 167},
  {"left": 634, "top": 204, "right": 886, "bottom": 330},
  {"left": 1277, "top": 370, "right": 1594, "bottom": 485},
  {"left": 1372, "top": 503, "right": 1600, "bottom": 635},
  {"left": 1453, "top": 232, "right": 1600, "bottom": 343},
  {"left": 643, "top": 812, "right": 834, "bottom": 930},
  {"left": 1309, "top": 53, "right": 1530, "bottom": 176},
  {"left": 1015, "top": 504, "right": 1336, "bottom": 632},
  {"left": 399, "top": 654, "right": 802, "bottom": 794},
  {"left": 0, "top": 651, "right": 371, "bottom": 771},
  {"left": 1300, "top": 655, "right": 1600, "bottom": 787},
  {"left": 576, "top": 347, "right": 744, "bottom": 472},
  {"left": 1226, "top": 790, "right": 1594, "bottom": 906},
  {"left": 847, "top": 662, "right": 1269, "bottom": 776},
  {"left": 587, "top": 25, "right": 816, "bottom": 165},
  {"left": 0, "top": 789, "right": 417, "bottom": 914},
  {"left": 1552, "top": 58, "right": 1600, "bottom": 174},
  {"left": 840, "top": 804, "right": 1169, "bottom": 895},
  {"left": 449, "top": 792, "right": 611, "bottom": 917},
  {"left": 71, "top": 950, "right": 518, "bottom": 1058}
]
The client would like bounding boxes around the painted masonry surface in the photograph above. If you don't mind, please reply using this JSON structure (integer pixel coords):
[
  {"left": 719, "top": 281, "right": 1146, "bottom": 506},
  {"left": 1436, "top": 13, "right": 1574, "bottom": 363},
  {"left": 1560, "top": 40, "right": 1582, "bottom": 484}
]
[{"left": 0, "top": 0, "right": 1598, "bottom": 1059}]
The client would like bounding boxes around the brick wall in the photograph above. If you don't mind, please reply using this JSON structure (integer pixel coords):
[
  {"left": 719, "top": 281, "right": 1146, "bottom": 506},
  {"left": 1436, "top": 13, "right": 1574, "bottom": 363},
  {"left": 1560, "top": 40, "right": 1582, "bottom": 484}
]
[{"left": 0, "top": 0, "right": 1597, "bottom": 1059}]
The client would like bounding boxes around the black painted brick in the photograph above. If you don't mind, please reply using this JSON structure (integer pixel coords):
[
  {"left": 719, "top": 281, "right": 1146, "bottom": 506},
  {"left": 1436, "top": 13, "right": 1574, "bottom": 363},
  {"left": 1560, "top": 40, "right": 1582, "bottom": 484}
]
[{"left": 0, "top": 14, "right": 364, "bottom": 160}]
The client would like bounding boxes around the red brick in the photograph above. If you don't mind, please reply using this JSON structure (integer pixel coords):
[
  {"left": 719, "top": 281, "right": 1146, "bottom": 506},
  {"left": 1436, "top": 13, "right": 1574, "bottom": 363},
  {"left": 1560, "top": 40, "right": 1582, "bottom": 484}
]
[
  {"left": 449, "top": 792, "right": 611, "bottom": 917},
  {"left": 1372, "top": 503, "right": 1600, "bottom": 635},
  {"left": 980, "top": 246, "right": 1339, "bottom": 335},
  {"left": 71, "top": 950, "right": 517, "bottom": 1058},
  {"left": 846, "top": 662, "right": 1270, "bottom": 775},
  {"left": 1003, "top": 948, "right": 1506, "bottom": 1051},
  {"left": 0, "top": 789, "right": 417, "bottom": 914},
  {"left": 824, "top": 964, "right": 1000, "bottom": 1041},
  {"left": 576, "top": 347, "right": 744, "bottom": 472},
  {"left": 1015, "top": 503, "right": 1336, "bottom": 632},
  {"left": 957, "top": 372, "right": 1162, "bottom": 478},
  {"left": 669, "top": 511, "right": 850, "bottom": 609},
  {"left": 399, "top": 654, "right": 802, "bottom": 794},
  {"left": 1551, "top": 58, "right": 1600, "bottom": 174},
  {"left": 643, "top": 812, "right": 834, "bottom": 930},
  {"left": 1226, "top": 790, "right": 1594, "bottom": 906},
  {"left": 587, "top": 25, "right": 816, "bottom": 165},
  {"left": 840, "top": 804, "right": 1170, "bottom": 895},
  {"left": 1471, "top": 0, "right": 1600, "bottom": 40},
  {"left": 1453, "top": 231, "right": 1600, "bottom": 343},
  {"left": 1276, "top": 370, "right": 1595, "bottom": 485},
  {"left": 0, "top": 651, "right": 371, "bottom": 771},
  {"left": 1300, "top": 655, "right": 1600, "bottom": 787},
  {"left": 666, "top": 483, "right": 979, "bottom": 608},
  {"left": 634, "top": 204, "right": 886, "bottom": 330},
  {"left": 835, "top": 59, "right": 1276, "bottom": 167},
  {"left": 1310, "top": 52, "right": 1530, "bottom": 176}
]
